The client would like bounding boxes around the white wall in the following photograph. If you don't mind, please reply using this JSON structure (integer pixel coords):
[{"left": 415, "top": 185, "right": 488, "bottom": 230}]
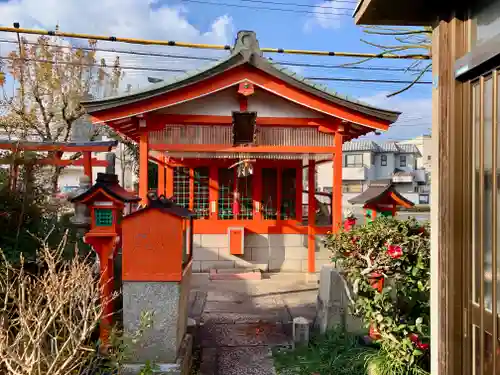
[
  {"left": 159, "top": 87, "right": 324, "bottom": 118},
  {"left": 374, "top": 153, "right": 396, "bottom": 179}
]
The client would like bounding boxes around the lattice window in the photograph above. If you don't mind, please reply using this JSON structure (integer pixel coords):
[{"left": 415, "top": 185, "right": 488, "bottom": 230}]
[
  {"left": 237, "top": 175, "right": 253, "bottom": 220},
  {"left": 193, "top": 167, "right": 209, "bottom": 219},
  {"left": 173, "top": 167, "right": 190, "bottom": 209},
  {"left": 95, "top": 209, "right": 113, "bottom": 227},
  {"left": 281, "top": 168, "right": 296, "bottom": 220},
  {"left": 262, "top": 168, "right": 278, "bottom": 220},
  {"left": 218, "top": 168, "right": 234, "bottom": 220}
]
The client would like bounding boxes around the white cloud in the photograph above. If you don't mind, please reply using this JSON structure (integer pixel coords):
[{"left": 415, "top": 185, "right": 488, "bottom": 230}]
[
  {"left": 359, "top": 91, "right": 432, "bottom": 141},
  {"left": 0, "top": 0, "right": 235, "bottom": 94},
  {"left": 303, "top": 1, "right": 343, "bottom": 33}
]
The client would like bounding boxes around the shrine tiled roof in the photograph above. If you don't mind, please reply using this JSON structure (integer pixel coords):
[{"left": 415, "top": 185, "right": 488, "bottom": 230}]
[
  {"left": 348, "top": 179, "right": 414, "bottom": 207},
  {"left": 82, "top": 31, "right": 400, "bottom": 125},
  {"left": 70, "top": 173, "right": 140, "bottom": 203}
]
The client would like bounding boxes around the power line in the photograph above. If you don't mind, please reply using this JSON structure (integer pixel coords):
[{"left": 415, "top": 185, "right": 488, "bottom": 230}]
[
  {"left": 305, "top": 77, "right": 432, "bottom": 84},
  {"left": 0, "top": 25, "right": 431, "bottom": 60},
  {"left": 233, "top": 0, "right": 356, "bottom": 9},
  {"left": 0, "top": 55, "right": 433, "bottom": 85},
  {"left": 0, "top": 39, "right": 430, "bottom": 76},
  {"left": 179, "top": 0, "right": 351, "bottom": 16}
]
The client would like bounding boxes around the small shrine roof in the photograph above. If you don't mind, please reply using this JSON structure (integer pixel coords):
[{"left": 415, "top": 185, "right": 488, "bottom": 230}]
[
  {"left": 348, "top": 179, "right": 414, "bottom": 207},
  {"left": 70, "top": 173, "right": 140, "bottom": 203},
  {"left": 82, "top": 31, "right": 400, "bottom": 125},
  {"left": 125, "top": 193, "right": 193, "bottom": 219}
]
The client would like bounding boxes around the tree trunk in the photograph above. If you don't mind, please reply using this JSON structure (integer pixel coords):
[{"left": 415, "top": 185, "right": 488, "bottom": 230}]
[{"left": 51, "top": 166, "right": 63, "bottom": 194}]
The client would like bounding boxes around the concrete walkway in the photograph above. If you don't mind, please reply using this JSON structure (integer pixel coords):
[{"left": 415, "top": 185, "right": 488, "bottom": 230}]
[{"left": 188, "top": 273, "right": 319, "bottom": 375}]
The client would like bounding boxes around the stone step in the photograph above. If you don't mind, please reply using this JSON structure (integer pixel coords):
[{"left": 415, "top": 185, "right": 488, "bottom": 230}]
[{"left": 209, "top": 268, "right": 262, "bottom": 281}]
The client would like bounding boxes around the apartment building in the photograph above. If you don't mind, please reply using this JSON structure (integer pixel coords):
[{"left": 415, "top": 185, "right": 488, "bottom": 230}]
[{"left": 317, "top": 138, "right": 430, "bottom": 205}]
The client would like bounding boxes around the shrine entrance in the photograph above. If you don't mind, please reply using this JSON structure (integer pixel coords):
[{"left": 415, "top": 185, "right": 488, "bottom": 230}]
[{"left": 81, "top": 30, "right": 400, "bottom": 274}]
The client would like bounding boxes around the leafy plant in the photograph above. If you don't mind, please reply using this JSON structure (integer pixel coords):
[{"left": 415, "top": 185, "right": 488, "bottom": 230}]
[
  {"left": 273, "top": 328, "right": 374, "bottom": 375},
  {"left": 325, "top": 217, "right": 430, "bottom": 374}
]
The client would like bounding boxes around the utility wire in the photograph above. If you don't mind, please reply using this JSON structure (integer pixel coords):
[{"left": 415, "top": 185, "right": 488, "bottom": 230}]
[
  {"left": 0, "top": 39, "right": 431, "bottom": 74},
  {"left": 305, "top": 77, "right": 432, "bottom": 84},
  {"left": 0, "top": 25, "right": 431, "bottom": 60},
  {"left": 179, "top": 0, "right": 351, "bottom": 16},
  {"left": 0, "top": 55, "right": 433, "bottom": 85},
  {"left": 233, "top": 0, "right": 356, "bottom": 9}
]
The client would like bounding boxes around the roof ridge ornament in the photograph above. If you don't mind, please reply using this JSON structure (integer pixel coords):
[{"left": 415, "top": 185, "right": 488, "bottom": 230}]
[{"left": 231, "top": 30, "right": 263, "bottom": 57}]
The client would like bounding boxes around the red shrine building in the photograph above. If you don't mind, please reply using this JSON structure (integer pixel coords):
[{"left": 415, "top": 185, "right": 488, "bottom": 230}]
[{"left": 81, "top": 31, "right": 400, "bottom": 273}]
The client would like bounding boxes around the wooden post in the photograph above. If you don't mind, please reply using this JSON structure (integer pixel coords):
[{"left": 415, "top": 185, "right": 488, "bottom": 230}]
[
  {"left": 253, "top": 164, "right": 262, "bottom": 221},
  {"left": 158, "top": 159, "right": 166, "bottom": 196},
  {"left": 296, "top": 162, "right": 303, "bottom": 223},
  {"left": 209, "top": 166, "right": 218, "bottom": 219},
  {"left": 139, "top": 132, "right": 149, "bottom": 204},
  {"left": 166, "top": 164, "right": 174, "bottom": 197},
  {"left": 83, "top": 151, "right": 93, "bottom": 184},
  {"left": 332, "top": 132, "right": 343, "bottom": 232},
  {"left": 307, "top": 160, "right": 316, "bottom": 273}
]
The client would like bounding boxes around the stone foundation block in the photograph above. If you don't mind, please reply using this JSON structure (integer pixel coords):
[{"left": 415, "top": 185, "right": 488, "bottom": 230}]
[
  {"left": 193, "top": 247, "right": 219, "bottom": 261},
  {"left": 200, "top": 260, "right": 235, "bottom": 272},
  {"left": 191, "top": 261, "right": 201, "bottom": 273},
  {"left": 245, "top": 233, "right": 270, "bottom": 247},
  {"left": 200, "top": 234, "right": 227, "bottom": 248},
  {"left": 284, "top": 246, "right": 308, "bottom": 260},
  {"left": 269, "top": 234, "right": 305, "bottom": 247},
  {"left": 269, "top": 259, "right": 302, "bottom": 272},
  {"left": 250, "top": 247, "right": 270, "bottom": 262}
]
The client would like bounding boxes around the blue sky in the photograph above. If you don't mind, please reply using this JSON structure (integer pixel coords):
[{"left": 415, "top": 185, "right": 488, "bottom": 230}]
[{"left": 0, "top": 0, "right": 431, "bottom": 141}]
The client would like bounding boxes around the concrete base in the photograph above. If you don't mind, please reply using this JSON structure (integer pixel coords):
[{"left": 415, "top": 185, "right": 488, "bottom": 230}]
[
  {"left": 193, "top": 234, "right": 332, "bottom": 273},
  {"left": 122, "top": 334, "right": 193, "bottom": 375}
]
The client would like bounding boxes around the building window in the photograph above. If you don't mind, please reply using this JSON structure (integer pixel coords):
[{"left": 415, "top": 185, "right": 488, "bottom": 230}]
[
  {"left": 173, "top": 167, "right": 190, "bottom": 209},
  {"left": 218, "top": 168, "right": 235, "bottom": 220},
  {"left": 262, "top": 168, "right": 278, "bottom": 219},
  {"left": 345, "top": 154, "right": 363, "bottom": 167},
  {"left": 400, "top": 155, "right": 407, "bottom": 167},
  {"left": 193, "top": 167, "right": 209, "bottom": 219},
  {"left": 427, "top": 155, "right": 431, "bottom": 161},
  {"left": 281, "top": 168, "right": 297, "bottom": 219},
  {"left": 381, "top": 154, "right": 387, "bottom": 166},
  {"left": 342, "top": 183, "right": 363, "bottom": 193},
  {"left": 237, "top": 175, "right": 253, "bottom": 220}
]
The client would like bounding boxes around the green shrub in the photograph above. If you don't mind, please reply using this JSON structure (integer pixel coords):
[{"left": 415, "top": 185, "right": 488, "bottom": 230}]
[
  {"left": 273, "top": 329, "right": 374, "bottom": 375},
  {"left": 325, "top": 217, "right": 430, "bottom": 374}
]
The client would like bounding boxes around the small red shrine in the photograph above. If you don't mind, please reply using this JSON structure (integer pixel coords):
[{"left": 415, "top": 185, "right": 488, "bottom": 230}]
[
  {"left": 348, "top": 179, "right": 414, "bottom": 223},
  {"left": 81, "top": 31, "right": 400, "bottom": 273}
]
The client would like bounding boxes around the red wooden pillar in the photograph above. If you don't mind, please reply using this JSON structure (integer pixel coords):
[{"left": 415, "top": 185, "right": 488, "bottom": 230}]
[
  {"left": 189, "top": 167, "right": 195, "bottom": 211},
  {"left": 209, "top": 166, "right": 218, "bottom": 219},
  {"left": 277, "top": 167, "right": 282, "bottom": 220},
  {"left": 307, "top": 160, "right": 316, "bottom": 273},
  {"left": 158, "top": 158, "right": 166, "bottom": 196},
  {"left": 253, "top": 164, "right": 262, "bottom": 221},
  {"left": 332, "top": 132, "right": 343, "bottom": 232},
  {"left": 295, "top": 162, "right": 303, "bottom": 222},
  {"left": 83, "top": 151, "right": 93, "bottom": 184},
  {"left": 139, "top": 132, "right": 149, "bottom": 204},
  {"left": 166, "top": 164, "right": 174, "bottom": 197}
]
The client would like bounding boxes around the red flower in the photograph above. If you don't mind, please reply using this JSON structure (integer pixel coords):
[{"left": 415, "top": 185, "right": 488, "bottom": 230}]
[
  {"left": 417, "top": 342, "right": 430, "bottom": 350},
  {"left": 408, "top": 333, "right": 429, "bottom": 351},
  {"left": 408, "top": 333, "right": 419, "bottom": 343},
  {"left": 387, "top": 244, "right": 403, "bottom": 259}
]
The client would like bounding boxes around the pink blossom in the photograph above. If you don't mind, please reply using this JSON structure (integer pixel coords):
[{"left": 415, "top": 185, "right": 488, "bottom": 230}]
[{"left": 387, "top": 244, "right": 403, "bottom": 259}]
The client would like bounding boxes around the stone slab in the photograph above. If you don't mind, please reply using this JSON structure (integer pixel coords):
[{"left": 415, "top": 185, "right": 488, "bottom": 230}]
[
  {"left": 209, "top": 271, "right": 262, "bottom": 281},
  {"left": 201, "top": 311, "right": 283, "bottom": 324},
  {"left": 217, "top": 347, "right": 277, "bottom": 375},
  {"left": 201, "top": 234, "right": 228, "bottom": 248},
  {"left": 269, "top": 259, "right": 302, "bottom": 272},
  {"left": 200, "top": 323, "right": 291, "bottom": 347},
  {"left": 200, "top": 260, "right": 235, "bottom": 272}
]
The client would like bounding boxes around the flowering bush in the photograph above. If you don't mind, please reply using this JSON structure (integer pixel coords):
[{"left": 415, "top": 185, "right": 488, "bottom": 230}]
[{"left": 324, "top": 217, "right": 430, "bottom": 374}]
